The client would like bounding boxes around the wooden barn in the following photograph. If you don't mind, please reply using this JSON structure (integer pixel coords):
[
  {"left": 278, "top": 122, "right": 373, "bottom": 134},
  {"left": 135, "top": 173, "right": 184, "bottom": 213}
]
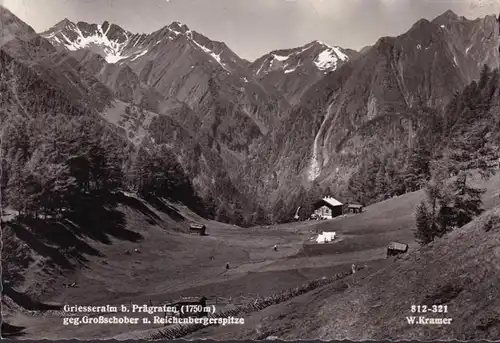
[
  {"left": 347, "top": 204, "right": 363, "bottom": 214},
  {"left": 189, "top": 223, "right": 207, "bottom": 236},
  {"left": 312, "top": 196, "right": 343, "bottom": 220},
  {"left": 386, "top": 241, "right": 408, "bottom": 257},
  {"left": 171, "top": 296, "right": 208, "bottom": 318}
]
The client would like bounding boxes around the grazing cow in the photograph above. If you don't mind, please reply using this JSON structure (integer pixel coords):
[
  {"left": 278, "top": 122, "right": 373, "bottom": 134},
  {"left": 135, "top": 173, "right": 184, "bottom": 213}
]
[
  {"left": 226, "top": 262, "right": 230, "bottom": 270},
  {"left": 273, "top": 245, "right": 278, "bottom": 251}
]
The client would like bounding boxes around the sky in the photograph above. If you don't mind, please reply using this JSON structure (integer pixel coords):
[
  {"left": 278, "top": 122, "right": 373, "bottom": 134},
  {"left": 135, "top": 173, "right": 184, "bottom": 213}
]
[{"left": 3, "top": 0, "right": 500, "bottom": 61}]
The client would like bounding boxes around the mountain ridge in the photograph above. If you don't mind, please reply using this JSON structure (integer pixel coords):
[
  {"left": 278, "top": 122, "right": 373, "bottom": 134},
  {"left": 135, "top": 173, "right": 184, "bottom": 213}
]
[
  {"left": 239, "top": 9, "right": 499, "bottom": 219},
  {"left": 40, "top": 14, "right": 292, "bottom": 223},
  {"left": 249, "top": 40, "right": 359, "bottom": 105},
  {"left": 4, "top": 4, "right": 499, "bottom": 225}
]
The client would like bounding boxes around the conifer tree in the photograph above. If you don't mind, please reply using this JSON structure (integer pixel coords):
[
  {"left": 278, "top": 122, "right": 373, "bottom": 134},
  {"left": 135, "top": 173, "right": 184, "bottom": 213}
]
[{"left": 414, "top": 201, "right": 433, "bottom": 245}]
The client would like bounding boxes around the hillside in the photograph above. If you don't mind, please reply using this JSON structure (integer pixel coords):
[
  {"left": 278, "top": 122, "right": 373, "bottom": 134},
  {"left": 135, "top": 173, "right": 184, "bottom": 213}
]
[
  {"left": 241, "top": 10, "right": 500, "bottom": 218},
  {"left": 6, "top": 7, "right": 496, "bottom": 225},
  {"left": 3, "top": 160, "right": 499, "bottom": 339},
  {"left": 1, "top": 192, "right": 216, "bottom": 338},
  {"left": 2, "top": 2, "right": 500, "bottom": 340},
  {"left": 39, "top": 17, "right": 294, "bottom": 223},
  {"left": 182, "top": 183, "right": 500, "bottom": 340}
]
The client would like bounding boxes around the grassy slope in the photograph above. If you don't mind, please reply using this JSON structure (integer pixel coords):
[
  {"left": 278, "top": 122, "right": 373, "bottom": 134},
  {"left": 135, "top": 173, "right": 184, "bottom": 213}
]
[
  {"left": 3, "top": 174, "right": 499, "bottom": 340},
  {"left": 188, "top": 175, "right": 500, "bottom": 340},
  {"left": 203, "top": 205, "right": 500, "bottom": 341}
]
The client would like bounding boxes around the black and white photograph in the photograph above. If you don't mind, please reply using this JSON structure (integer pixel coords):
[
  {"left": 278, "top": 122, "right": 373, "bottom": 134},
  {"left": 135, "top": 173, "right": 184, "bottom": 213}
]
[{"left": 1, "top": 0, "right": 500, "bottom": 340}]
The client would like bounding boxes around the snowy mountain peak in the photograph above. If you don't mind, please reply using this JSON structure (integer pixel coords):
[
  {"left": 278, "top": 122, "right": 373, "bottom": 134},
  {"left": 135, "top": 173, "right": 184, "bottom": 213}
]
[
  {"left": 312, "top": 44, "right": 349, "bottom": 71},
  {"left": 42, "top": 20, "right": 133, "bottom": 63},
  {"left": 252, "top": 40, "right": 354, "bottom": 76},
  {"left": 167, "top": 21, "right": 190, "bottom": 34},
  {"left": 41, "top": 18, "right": 247, "bottom": 74}
]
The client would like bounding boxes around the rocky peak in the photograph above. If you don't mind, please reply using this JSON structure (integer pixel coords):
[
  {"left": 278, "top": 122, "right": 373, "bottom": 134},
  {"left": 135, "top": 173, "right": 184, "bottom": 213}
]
[{"left": 168, "top": 21, "right": 190, "bottom": 34}]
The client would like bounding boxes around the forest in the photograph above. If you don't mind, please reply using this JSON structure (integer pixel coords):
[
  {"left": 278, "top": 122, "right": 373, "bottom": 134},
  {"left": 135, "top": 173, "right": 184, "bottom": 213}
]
[
  {"left": 0, "top": 110, "right": 213, "bottom": 220},
  {"left": 1, "top": 58, "right": 498, "bottom": 229},
  {"left": 347, "top": 65, "right": 499, "bottom": 206}
]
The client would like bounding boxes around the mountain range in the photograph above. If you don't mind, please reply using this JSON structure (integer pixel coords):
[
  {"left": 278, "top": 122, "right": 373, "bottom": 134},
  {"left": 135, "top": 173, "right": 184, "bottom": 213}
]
[
  {"left": 248, "top": 9, "right": 499, "bottom": 215},
  {"left": 2, "top": 5, "right": 499, "bottom": 224}
]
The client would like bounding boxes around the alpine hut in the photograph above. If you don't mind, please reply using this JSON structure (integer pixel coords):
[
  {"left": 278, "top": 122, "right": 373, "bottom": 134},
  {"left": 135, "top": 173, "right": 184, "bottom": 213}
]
[
  {"left": 312, "top": 196, "right": 343, "bottom": 220},
  {"left": 347, "top": 204, "right": 363, "bottom": 214},
  {"left": 386, "top": 241, "right": 408, "bottom": 257},
  {"left": 189, "top": 223, "right": 207, "bottom": 236}
]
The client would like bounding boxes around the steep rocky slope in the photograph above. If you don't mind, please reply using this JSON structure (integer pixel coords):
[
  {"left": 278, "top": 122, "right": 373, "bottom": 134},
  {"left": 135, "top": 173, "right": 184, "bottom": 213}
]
[
  {"left": 252, "top": 10, "right": 499, "bottom": 208},
  {"left": 41, "top": 19, "right": 290, "bottom": 129},
  {"left": 0, "top": 7, "right": 113, "bottom": 121},
  {"left": 16, "top": 7, "right": 500, "bottom": 223},
  {"left": 40, "top": 19, "right": 295, "bottom": 220}
]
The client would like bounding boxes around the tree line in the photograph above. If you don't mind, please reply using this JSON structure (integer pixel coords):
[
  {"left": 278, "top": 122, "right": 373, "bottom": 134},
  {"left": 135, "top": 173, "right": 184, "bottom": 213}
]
[
  {"left": 0, "top": 111, "right": 214, "bottom": 220},
  {"left": 347, "top": 65, "right": 499, "bottom": 211},
  {"left": 269, "top": 64, "right": 498, "bottom": 235},
  {"left": 1, "top": 65, "right": 497, "bottom": 229},
  {"left": 414, "top": 66, "right": 499, "bottom": 244}
]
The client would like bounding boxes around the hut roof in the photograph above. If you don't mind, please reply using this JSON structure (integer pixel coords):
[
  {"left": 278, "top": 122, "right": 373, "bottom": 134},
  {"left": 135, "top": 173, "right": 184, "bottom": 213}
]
[
  {"left": 190, "top": 223, "right": 205, "bottom": 229},
  {"left": 387, "top": 241, "right": 408, "bottom": 251},
  {"left": 348, "top": 204, "right": 363, "bottom": 208},
  {"left": 321, "top": 196, "right": 343, "bottom": 207}
]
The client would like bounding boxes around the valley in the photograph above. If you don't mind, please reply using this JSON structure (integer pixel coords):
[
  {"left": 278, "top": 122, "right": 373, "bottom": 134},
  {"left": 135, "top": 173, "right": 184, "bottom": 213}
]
[
  {"left": 3, "top": 174, "right": 499, "bottom": 340},
  {"left": 1, "top": 2, "right": 500, "bottom": 341}
]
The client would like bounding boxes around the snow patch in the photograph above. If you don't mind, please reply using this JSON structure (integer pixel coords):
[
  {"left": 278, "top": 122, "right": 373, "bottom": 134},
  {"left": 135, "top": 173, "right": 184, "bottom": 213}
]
[
  {"left": 332, "top": 46, "right": 348, "bottom": 61},
  {"left": 130, "top": 49, "right": 148, "bottom": 61},
  {"left": 49, "top": 23, "right": 131, "bottom": 63},
  {"left": 256, "top": 61, "right": 267, "bottom": 75},
  {"left": 191, "top": 39, "right": 230, "bottom": 72},
  {"left": 272, "top": 53, "right": 289, "bottom": 62},
  {"left": 466, "top": 45, "right": 472, "bottom": 55},
  {"left": 314, "top": 49, "right": 339, "bottom": 71}
]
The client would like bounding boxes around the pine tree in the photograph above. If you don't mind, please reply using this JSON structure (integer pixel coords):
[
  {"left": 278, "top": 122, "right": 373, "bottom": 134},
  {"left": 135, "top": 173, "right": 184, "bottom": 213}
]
[
  {"left": 272, "top": 198, "right": 286, "bottom": 223},
  {"left": 375, "top": 164, "right": 388, "bottom": 201},
  {"left": 404, "top": 138, "right": 431, "bottom": 192},
  {"left": 254, "top": 206, "right": 268, "bottom": 225},
  {"left": 448, "top": 173, "right": 485, "bottom": 228},
  {"left": 414, "top": 177, "right": 451, "bottom": 245},
  {"left": 6, "top": 149, "right": 29, "bottom": 215},
  {"left": 479, "top": 64, "right": 491, "bottom": 90},
  {"left": 303, "top": 180, "right": 323, "bottom": 218},
  {"left": 414, "top": 201, "right": 433, "bottom": 245},
  {"left": 448, "top": 126, "right": 496, "bottom": 180}
]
